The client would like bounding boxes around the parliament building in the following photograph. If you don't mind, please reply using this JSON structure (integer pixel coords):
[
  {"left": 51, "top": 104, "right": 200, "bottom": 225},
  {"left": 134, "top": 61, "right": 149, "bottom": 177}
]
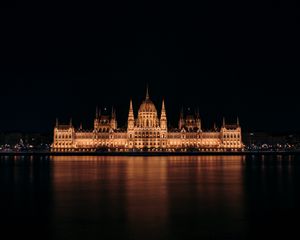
[{"left": 51, "top": 88, "right": 243, "bottom": 152}]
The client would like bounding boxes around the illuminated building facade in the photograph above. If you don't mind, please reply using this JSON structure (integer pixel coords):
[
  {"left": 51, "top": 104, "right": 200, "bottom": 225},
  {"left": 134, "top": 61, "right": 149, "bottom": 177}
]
[{"left": 51, "top": 88, "right": 244, "bottom": 152}]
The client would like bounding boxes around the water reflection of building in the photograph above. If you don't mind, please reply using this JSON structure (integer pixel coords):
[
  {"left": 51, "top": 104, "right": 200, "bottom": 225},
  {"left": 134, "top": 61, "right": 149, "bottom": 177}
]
[
  {"left": 125, "top": 157, "right": 169, "bottom": 239},
  {"left": 165, "top": 156, "right": 246, "bottom": 239},
  {"left": 52, "top": 87, "right": 243, "bottom": 152},
  {"left": 51, "top": 156, "right": 128, "bottom": 239}
]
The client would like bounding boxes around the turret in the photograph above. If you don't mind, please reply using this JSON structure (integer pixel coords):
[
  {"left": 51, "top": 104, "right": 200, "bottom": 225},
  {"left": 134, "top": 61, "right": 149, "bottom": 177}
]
[
  {"left": 160, "top": 99, "right": 167, "bottom": 130},
  {"left": 94, "top": 106, "right": 100, "bottom": 131},
  {"left": 127, "top": 99, "right": 135, "bottom": 130},
  {"left": 179, "top": 107, "right": 184, "bottom": 129},
  {"left": 195, "top": 108, "right": 201, "bottom": 130},
  {"left": 110, "top": 106, "right": 117, "bottom": 130},
  {"left": 213, "top": 122, "right": 217, "bottom": 131}
]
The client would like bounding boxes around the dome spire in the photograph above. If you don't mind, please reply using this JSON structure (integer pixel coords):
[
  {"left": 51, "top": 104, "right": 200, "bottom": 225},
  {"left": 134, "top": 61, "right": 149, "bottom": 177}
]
[
  {"left": 146, "top": 84, "right": 149, "bottom": 100},
  {"left": 162, "top": 98, "right": 165, "bottom": 111},
  {"left": 129, "top": 99, "right": 133, "bottom": 111}
]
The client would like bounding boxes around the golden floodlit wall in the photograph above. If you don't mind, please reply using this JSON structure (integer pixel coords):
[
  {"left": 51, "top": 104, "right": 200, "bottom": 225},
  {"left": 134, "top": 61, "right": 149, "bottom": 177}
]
[{"left": 51, "top": 88, "right": 243, "bottom": 152}]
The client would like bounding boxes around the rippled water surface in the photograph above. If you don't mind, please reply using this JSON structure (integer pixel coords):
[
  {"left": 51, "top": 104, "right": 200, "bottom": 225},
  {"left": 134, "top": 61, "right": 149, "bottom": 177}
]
[{"left": 0, "top": 155, "right": 299, "bottom": 240}]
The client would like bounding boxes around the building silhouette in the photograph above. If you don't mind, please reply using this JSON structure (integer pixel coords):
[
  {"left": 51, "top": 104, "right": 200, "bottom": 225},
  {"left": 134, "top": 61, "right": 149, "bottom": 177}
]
[{"left": 52, "top": 87, "right": 243, "bottom": 152}]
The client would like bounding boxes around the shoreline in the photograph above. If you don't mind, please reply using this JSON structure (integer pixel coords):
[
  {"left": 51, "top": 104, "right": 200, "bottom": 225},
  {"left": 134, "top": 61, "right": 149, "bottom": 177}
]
[{"left": 0, "top": 151, "right": 300, "bottom": 156}]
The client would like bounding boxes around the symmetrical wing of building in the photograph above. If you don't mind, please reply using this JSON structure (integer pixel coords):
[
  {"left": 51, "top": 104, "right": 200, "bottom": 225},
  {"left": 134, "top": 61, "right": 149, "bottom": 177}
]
[{"left": 52, "top": 88, "right": 244, "bottom": 152}]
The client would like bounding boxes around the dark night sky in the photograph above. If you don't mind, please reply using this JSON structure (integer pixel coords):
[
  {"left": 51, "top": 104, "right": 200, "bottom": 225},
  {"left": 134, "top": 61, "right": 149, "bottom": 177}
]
[{"left": 0, "top": 8, "right": 299, "bottom": 133}]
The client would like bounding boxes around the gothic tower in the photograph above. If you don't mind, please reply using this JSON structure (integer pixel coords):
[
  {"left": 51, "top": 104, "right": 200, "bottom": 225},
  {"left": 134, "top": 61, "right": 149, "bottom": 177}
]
[
  {"left": 160, "top": 99, "right": 167, "bottom": 130},
  {"left": 110, "top": 107, "right": 117, "bottom": 130},
  {"left": 94, "top": 106, "right": 100, "bottom": 131},
  {"left": 179, "top": 107, "right": 184, "bottom": 129},
  {"left": 195, "top": 108, "right": 201, "bottom": 131},
  {"left": 160, "top": 99, "right": 167, "bottom": 148},
  {"left": 128, "top": 99, "right": 134, "bottom": 130},
  {"left": 127, "top": 99, "right": 135, "bottom": 148}
]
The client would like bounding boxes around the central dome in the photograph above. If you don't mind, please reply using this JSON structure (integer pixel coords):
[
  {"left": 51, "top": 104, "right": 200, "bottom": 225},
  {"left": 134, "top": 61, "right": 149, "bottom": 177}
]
[
  {"left": 138, "top": 86, "right": 157, "bottom": 113},
  {"left": 139, "top": 98, "right": 157, "bottom": 113}
]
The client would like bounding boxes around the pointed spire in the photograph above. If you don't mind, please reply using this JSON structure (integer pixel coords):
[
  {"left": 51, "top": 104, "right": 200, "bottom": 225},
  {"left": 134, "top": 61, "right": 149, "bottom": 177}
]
[
  {"left": 162, "top": 98, "right": 165, "bottom": 111},
  {"left": 111, "top": 106, "right": 116, "bottom": 119},
  {"left": 179, "top": 106, "right": 184, "bottom": 129},
  {"left": 128, "top": 98, "right": 134, "bottom": 129},
  {"left": 129, "top": 99, "right": 133, "bottom": 111},
  {"left": 80, "top": 122, "right": 83, "bottom": 130},
  {"left": 222, "top": 117, "right": 225, "bottom": 127},
  {"left": 180, "top": 106, "right": 184, "bottom": 118},
  {"left": 110, "top": 106, "right": 117, "bottom": 129},
  {"left": 161, "top": 98, "right": 166, "bottom": 118},
  {"left": 146, "top": 84, "right": 149, "bottom": 100},
  {"left": 95, "top": 106, "right": 98, "bottom": 118},
  {"left": 56, "top": 118, "right": 58, "bottom": 127},
  {"left": 213, "top": 122, "right": 217, "bottom": 131},
  {"left": 237, "top": 116, "right": 240, "bottom": 126},
  {"left": 128, "top": 99, "right": 134, "bottom": 119},
  {"left": 160, "top": 98, "right": 167, "bottom": 129},
  {"left": 69, "top": 118, "right": 73, "bottom": 127},
  {"left": 196, "top": 107, "right": 200, "bottom": 118}
]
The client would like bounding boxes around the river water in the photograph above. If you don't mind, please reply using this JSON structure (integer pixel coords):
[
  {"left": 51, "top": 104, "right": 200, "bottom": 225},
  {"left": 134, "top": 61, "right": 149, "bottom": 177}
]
[{"left": 0, "top": 155, "right": 299, "bottom": 239}]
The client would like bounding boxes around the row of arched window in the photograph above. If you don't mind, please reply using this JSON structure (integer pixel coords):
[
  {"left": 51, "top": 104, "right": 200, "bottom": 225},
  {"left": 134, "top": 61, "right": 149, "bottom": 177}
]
[
  {"left": 134, "top": 132, "right": 161, "bottom": 137},
  {"left": 55, "top": 134, "right": 72, "bottom": 139},
  {"left": 223, "top": 134, "right": 240, "bottom": 139},
  {"left": 224, "top": 142, "right": 240, "bottom": 146}
]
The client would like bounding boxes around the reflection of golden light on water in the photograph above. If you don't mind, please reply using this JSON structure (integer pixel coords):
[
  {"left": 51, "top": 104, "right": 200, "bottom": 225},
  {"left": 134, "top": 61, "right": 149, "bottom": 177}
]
[
  {"left": 51, "top": 155, "right": 130, "bottom": 236},
  {"left": 166, "top": 156, "right": 245, "bottom": 208},
  {"left": 125, "top": 157, "right": 168, "bottom": 238},
  {"left": 50, "top": 155, "right": 247, "bottom": 238},
  {"left": 52, "top": 156, "right": 129, "bottom": 183},
  {"left": 50, "top": 156, "right": 169, "bottom": 239},
  {"left": 165, "top": 155, "right": 246, "bottom": 237}
]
